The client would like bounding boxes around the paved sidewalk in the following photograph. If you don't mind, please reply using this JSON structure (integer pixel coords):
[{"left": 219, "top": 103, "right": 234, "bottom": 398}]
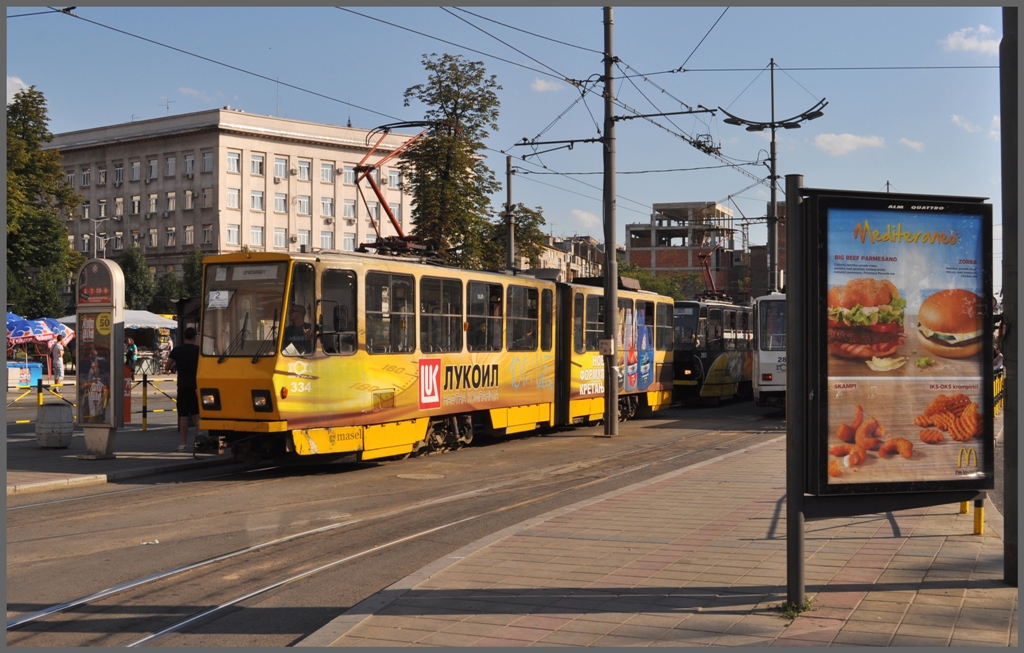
[
  {"left": 300, "top": 437, "right": 1017, "bottom": 647},
  {"left": 7, "top": 375, "right": 238, "bottom": 496}
]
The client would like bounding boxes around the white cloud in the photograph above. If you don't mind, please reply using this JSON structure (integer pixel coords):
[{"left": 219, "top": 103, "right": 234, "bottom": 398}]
[
  {"left": 951, "top": 114, "right": 979, "bottom": 132},
  {"left": 7, "top": 76, "right": 29, "bottom": 103},
  {"left": 988, "top": 115, "right": 1000, "bottom": 140},
  {"left": 813, "top": 133, "right": 885, "bottom": 156},
  {"left": 571, "top": 209, "right": 601, "bottom": 229},
  {"left": 943, "top": 25, "right": 1000, "bottom": 56},
  {"left": 898, "top": 137, "right": 924, "bottom": 152},
  {"left": 531, "top": 78, "right": 562, "bottom": 92}
]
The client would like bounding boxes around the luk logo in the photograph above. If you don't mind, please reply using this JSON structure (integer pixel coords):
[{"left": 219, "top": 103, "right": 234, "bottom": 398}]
[
  {"left": 958, "top": 447, "right": 977, "bottom": 468},
  {"left": 419, "top": 358, "right": 441, "bottom": 410}
]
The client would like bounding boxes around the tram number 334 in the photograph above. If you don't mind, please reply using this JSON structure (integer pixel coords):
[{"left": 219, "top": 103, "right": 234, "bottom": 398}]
[{"left": 290, "top": 381, "right": 312, "bottom": 393}]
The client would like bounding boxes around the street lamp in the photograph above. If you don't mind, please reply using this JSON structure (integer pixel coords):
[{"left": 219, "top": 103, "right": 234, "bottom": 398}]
[
  {"left": 719, "top": 58, "right": 827, "bottom": 294},
  {"left": 91, "top": 216, "right": 111, "bottom": 259}
]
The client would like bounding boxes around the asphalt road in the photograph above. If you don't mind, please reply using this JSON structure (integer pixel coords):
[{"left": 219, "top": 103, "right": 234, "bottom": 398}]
[{"left": 7, "top": 400, "right": 786, "bottom": 647}]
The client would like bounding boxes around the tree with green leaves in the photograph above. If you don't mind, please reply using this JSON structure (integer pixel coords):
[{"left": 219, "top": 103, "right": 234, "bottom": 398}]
[
  {"left": 399, "top": 53, "right": 501, "bottom": 269},
  {"left": 7, "top": 86, "right": 84, "bottom": 318},
  {"left": 480, "top": 204, "right": 548, "bottom": 271},
  {"left": 117, "top": 246, "right": 155, "bottom": 310},
  {"left": 182, "top": 247, "right": 205, "bottom": 298},
  {"left": 149, "top": 271, "right": 184, "bottom": 314},
  {"left": 618, "top": 255, "right": 703, "bottom": 300}
]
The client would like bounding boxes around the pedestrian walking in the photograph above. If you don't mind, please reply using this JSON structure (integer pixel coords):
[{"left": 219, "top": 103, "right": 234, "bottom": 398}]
[
  {"left": 50, "top": 340, "right": 65, "bottom": 389},
  {"left": 168, "top": 327, "right": 200, "bottom": 452}
]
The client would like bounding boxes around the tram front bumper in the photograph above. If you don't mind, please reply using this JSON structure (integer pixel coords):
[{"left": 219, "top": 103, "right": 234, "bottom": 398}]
[{"left": 199, "top": 419, "right": 290, "bottom": 433}]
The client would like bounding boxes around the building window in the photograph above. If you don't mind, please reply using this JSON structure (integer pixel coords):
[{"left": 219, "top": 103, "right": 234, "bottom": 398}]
[
  {"left": 274, "top": 193, "right": 287, "bottom": 213},
  {"left": 148, "top": 194, "right": 158, "bottom": 213},
  {"left": 202, "top": 152, "right": 213, "bottom": 172},
  {"left": 321, "top": 163, "right": 334, "bottom": 183},
  {"left": 166, "top": 226, "right": 176, "bottom": 247},
  {"left": 320, "top": 231, "right": 334, "bottom": 249},
  {"left": 81, "top": 234, "right": 91, "bottom": 252},
  {"left": 321, "top": 197, "right": 333, "bottom": 217},
  {"left": 202, "top": 188, "right": 212, "bottom": 208},
  {"left": 274, "top": 228, "right": 287, "bottom": 248},
  {"left": 275, "top": 157, "right": 287, "bottom": 178},
  {"left": 166, "top": 156, "right": 176, "bottom": 177},
  {"left": 130, "top": 161, "right": 141, "bottom": 181},
  {"left": 115, "top": 197, "right": 124, "bottom": 216},
  {"left": 202, "top": 224, "right": 213, "bottom": 244},
  {"left": 131, "top": 230, "right": 141, "bottom": 247},
  {"left": 226, "top": 223, "right": 240, "bottom": 245},
  {"left": 366, "top": 201, "right": 379, "bottom": 222},
  {"left": 166, "top": 191, "right": 176, "bottom": 212},
  {"left": 297, "top": 229, "right": 310, "bottom": 246},
  {"left": 251, "top": 154, "right": 265, "bottom": 176},
  {"left": 98, "top": 168, "right": 107, "bottom": 185},
  {"left": 227, "top": 152, "right": 240, "bottom": 173},
  {"left": 227, "top": 188, "right": 240, "bottom": 209},
  {"left": 81, "top": 168, "right": 91, "bottom": 186},
  {"left": 184, "top": 190, "right": 194, "bottom": 210},
  {"left": 297, "top": 160, "right": 311, "bottom": 181},
  {"left": 82, "top": 202, "right": 90, "bottom": 220},
  {"left": 297, "top": 195, "right": 310, "bottom": 215},
  {"left": 184, "top": 224, "right": 194, "bottom": 245},
  {"left": 148, "top": 228, "right": 158, "bottom": 248},
  {"left": 184, "top": 154, "right": 194, "bottom": 175},
  {"left": 343, "top": 233, "right": 356, "bottom": 251},
  {"left": 343, "top": 199, "right": 357, "bottom": 220},
  {"left": 131, "top": 195, "right": 141, "bottom": 215},
  {"left": 388, "top": 170, "right": 401, "bottom": 189},
  {"left": 148, "top": 266, "right": 157, "bottom": 278},
  {"left": 114, "top": 231, "right": 123, "bottom": 250},
  {"left": 97, "top": 199, "right": 107, "bottom": 218},
  {"left": 98, "top": 232, "right": 108, "bottom": 255},
  {"left": 251, "top": 190, "right": 264, "bottom": 211},
  {"left": 66, "top": 171, "right": 74, "bottom": 186},
  {"left": 341, "top": 166, "right": 354, "bottom": 185},
  {"left": 114, "top": 165, "right": 124, "bottom": 184},
  {"left": 148, "top": 159, "right": 158, "bottom": 179},
  {"left": 251, "top": 225, "right": 264, "bottom": 247},
  {"left": 390, "top": 203, "right": 402, "bottom": 225}
]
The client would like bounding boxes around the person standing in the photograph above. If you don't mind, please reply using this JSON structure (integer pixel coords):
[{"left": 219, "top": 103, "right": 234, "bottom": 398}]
[
  {"left": 168, "top": 327, "right": 200, "bottom": 452},
  {"left": 125, "top": 336, "right": 138, "bottom": 381},
  {"left": 50, "top": 340, "right": 65, "bottom": 389}
]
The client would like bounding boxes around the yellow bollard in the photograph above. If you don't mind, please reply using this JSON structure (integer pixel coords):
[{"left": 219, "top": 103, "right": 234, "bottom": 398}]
[
  {"left": 959, "top": 501, "right": 970, "bottom": 514},
  {"left": 973, "top": 499, "right": 984, "bottom": 535},
  {"left": 37, "top": 378, "right": 43, "bottom": 407},
  {"left": 142, "top": 373, "right": 148, "bottom": 431}
]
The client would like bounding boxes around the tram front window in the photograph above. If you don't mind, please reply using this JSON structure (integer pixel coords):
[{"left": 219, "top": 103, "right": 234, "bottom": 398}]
[
  {"left": 673, "top": 303, "right": 699, "bottom": 350},
  {"left": 759, "top": 300, "right": 786, "bottom": 351},
  {"left": 202, "top": 262, "right": 287, "bottom": 358}
]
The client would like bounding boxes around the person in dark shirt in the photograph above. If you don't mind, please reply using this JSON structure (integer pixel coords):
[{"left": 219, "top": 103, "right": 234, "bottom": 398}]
[
  {"left": 168, "top": 327, "right": 200, "bottom": 452},
  {"left": 283, "top": 304, "right": 313, "bottom": 354}
]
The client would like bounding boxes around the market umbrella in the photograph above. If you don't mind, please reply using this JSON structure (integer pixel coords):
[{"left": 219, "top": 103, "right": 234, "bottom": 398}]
[
  {"left": 7, "top": 312, "right": 24, "bottom": 326},
  {"left": 6, "top": 318, "right": 56, "bottom": 345},
  {"left": 39, "top": 317, "right": 75, "bottom": 346}
]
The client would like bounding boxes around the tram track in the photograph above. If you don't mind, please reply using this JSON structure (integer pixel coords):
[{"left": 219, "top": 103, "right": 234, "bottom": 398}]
[{"left": 7, "top": 423, "right": 779, "bottom": 646}]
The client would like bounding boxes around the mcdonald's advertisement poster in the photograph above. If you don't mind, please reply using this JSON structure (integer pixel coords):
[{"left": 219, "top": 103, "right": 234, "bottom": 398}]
[{"left": 823, "top": 204, "right": 990, "bottom": 486}]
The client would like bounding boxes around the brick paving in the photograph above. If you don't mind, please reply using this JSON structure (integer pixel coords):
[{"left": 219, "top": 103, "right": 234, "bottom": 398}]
[{"left": 300, "top": 437, "right": 1016, "bottom": 647}]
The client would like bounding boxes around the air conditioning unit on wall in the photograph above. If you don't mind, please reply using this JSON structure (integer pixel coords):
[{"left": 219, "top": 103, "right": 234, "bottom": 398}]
[
  {"left": 290, "top": 235, "right": 298, "bottom": 243},
  {"left": 324, "top": 217, "right": 334, "bottom": 224}
]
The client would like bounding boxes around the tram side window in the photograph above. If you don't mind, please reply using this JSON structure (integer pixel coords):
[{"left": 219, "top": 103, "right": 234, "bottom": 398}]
[
  {"left": 637, "top": 300, "right": 655, "bottom": 350},
  {"left": 739, "top": 310, "right": 751, "bottom": 350},
  {"left": 656, "top": 302, "right": 673, "bottom": 350},
  {"left": 320, "top": 269, "right": 357, "bottom": 355},
  {"left": 725, "top": 310, "right": 736, "bottom": 351},
  {"left": 467, "top": 281, "right": 502, "bottom": 352},
  {"left": 760, "top": 300, "right": 786, "bottom": 351},
  {"left": 507, "top": 285, "right": 539, "bottom": 351},
  {"left": 420, "top": 277, "right": 463, "bottom": 353},
  {"left": 618, "top": 298, "right": 633, "bottom": 352},
  {"left": 541, "top": 289, "right": 553, "bottom": 352},
  {"left": 366, "top": 272, "right": 415, "bottom": 354},
  {"left": 707, "top": 308, "right": 724, "bottom": 351},
  {"left": 573, "top": 293, "right": 585, "bottom": 354},
  {"left": 283, "top": 262, "right": 316, "bottom": 356},
  {"left": 585, "top": 295, "right": 604, "bottom": 352}
]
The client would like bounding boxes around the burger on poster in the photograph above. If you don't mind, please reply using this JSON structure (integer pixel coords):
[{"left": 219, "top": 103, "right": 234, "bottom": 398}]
[
  {"left": 827, "top": 278, "right": 907, "bottom": 359},
  {"left": 916, "top": 289, "right": 984, "bottom": 359}
]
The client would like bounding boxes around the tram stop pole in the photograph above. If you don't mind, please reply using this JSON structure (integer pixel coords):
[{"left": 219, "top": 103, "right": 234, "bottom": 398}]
[{"left": 785, "top": 173, "right": 806, "bottom": 607}]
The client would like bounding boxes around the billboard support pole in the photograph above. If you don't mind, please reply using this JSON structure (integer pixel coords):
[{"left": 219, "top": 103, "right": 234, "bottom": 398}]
[{"left": 785, "top": 173, "right": 806, "bottom": 607}]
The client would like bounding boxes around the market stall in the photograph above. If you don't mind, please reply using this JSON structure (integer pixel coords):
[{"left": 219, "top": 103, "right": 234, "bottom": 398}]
[
  {"left": 58, "top": 310, "right": 177, "bottom": 376},
  {"left": 6, "top": 313, "right": 75, "bottom": 387}
]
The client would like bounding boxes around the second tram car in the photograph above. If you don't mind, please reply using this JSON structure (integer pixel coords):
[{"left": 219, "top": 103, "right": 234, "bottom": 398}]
[
  {"left": 752, "top": 293, "right": 786, "bottom": 407},
  {"left": 672, "top": 298, "right": 753, "bottom": 403},
  {"left": 195, "top": 251, "right": 675, "bottom": 463}
]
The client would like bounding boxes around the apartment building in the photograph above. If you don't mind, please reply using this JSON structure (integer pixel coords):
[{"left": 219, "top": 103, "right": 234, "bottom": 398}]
[
  {"left": 516, "top": 235, "right": 605, "bottom": 282},
  {"left": 49, "top": 107, "right": 416, "bottom": 280}
]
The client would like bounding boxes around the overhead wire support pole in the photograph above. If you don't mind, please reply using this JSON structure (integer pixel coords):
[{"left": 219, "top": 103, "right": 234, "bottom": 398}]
[
  {"left": 612, "top": 107, "right": 716, "bottom": 122},
  {"left": 601, "top": 6, "right": 618, "bottom": 437},
  {"left": 506, "top": 156, "right": 515, "bottom": 271}
]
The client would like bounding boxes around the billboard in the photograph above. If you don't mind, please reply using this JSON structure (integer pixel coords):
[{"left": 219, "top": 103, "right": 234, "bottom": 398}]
[{"left": 808, "top": 192, "right": 993, "bottom": 494}]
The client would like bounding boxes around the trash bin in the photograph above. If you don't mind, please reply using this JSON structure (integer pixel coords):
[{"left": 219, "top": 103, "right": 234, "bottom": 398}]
[{"left": 36, "top": 403, "right": 74, "bottom": 448}]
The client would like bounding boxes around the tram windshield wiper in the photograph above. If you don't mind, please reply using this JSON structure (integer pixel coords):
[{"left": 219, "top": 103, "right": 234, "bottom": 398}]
[
  {"left": 218, "top": 311, "right": 249, "bottom": 364},
  {"left": 251, "top": 308, "right": 280, "bottom": 364}
]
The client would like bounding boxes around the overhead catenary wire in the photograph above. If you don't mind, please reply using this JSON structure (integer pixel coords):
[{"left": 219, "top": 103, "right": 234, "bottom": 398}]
[{"left": 450, "top": 7, "right": 603, "bottom": 55}]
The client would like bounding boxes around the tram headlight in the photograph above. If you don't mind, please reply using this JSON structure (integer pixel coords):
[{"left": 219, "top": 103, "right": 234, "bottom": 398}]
[
  {"left": 200, "top": 388, "right": 221, "bottom": 410},
  {"left": 683, "top": 369, "right": 692, "bottom": 376},
  {"left": 252, "top": 389, "right": 273, "bottom": 413}
]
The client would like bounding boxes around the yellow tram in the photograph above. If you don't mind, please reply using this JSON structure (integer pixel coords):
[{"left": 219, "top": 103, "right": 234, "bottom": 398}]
[{"left": 195, "top": 251, "right": 675, "bottom": 463}]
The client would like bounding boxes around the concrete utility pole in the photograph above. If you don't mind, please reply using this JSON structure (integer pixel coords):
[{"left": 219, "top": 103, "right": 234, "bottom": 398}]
[
  {"left": 601, "top": 6, "right": 618, "bottom": 436},
  {"left": 506, "top": 155, "right": 515, "bottom": 271}
]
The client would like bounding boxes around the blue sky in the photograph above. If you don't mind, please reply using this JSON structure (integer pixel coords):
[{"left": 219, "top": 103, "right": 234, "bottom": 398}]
[{"left": 6, "top": 5, "right": 1005, "bottom": 289}]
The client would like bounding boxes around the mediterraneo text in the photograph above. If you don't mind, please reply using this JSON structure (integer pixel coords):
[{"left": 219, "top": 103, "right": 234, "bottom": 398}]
[{"left": 853, "top": 220, "right": 959, "bottom": 246}]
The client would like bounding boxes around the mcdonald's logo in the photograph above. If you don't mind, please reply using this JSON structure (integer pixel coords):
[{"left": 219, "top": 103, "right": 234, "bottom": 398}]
[{"left": 957, "top": 447, "right": 977, "bottom": 468}]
